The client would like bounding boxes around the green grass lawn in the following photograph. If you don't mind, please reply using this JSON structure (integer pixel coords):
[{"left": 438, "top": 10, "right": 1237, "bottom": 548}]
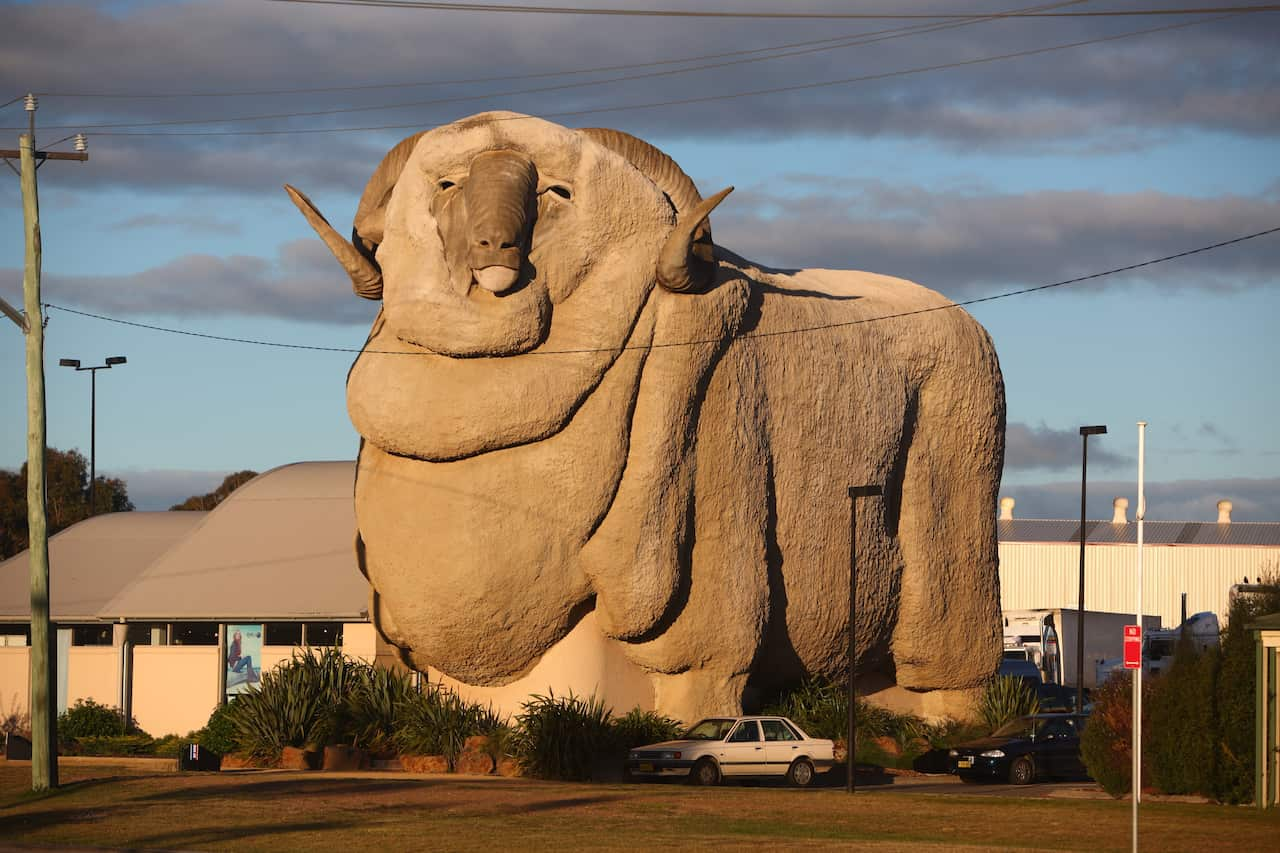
[{"left": 2, "top": 762, "right": 1276, "bottom": 851}]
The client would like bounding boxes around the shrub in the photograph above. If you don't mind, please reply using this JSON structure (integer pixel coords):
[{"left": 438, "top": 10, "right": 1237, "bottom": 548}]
[
  {"left": 1, "top": 694, "right": 29, "bottom": 738},
  {"left": 223, "top": 648, "right": 375, "bottom": 760},
  {"left": 343, "top": 665, "right": 417, "bottom": 754},
  {"left": 761, "top": 677, "right": 935, "bottom": 765},
  {"left": 763, "top": 678, "right": 846, "bottom": 741},
  {"left": 1147, "top": 630, "right": 1217, "bottom": 796},
  {"left": 394, "top": 685, "right": 484, "bottom": 770},
  {"left": 58, "top": 698, "right": 145, "bottom": 740},
  {"left": 1080, "top": 671, "right": 1152, "bottom": 798},
  {"left": 976, "top": 676, "right": 1039, "bottom": 733},
  {"left": 610, "top": 707, "right": 683, "bottom": 752},
  {"left": 194, "top": 703, "right": 239, "bottom": 756},
  {"left": 1211, "top": 575, "right": 1280, "bottom": 803},
  {"left": 513, "top": 691, "right": 613, "bottom": 781}
]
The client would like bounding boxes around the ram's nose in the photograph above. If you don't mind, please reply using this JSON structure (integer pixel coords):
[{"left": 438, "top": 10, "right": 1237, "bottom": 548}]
[{"left": 468, "top": 228, "right": 523, "bottom": 276}]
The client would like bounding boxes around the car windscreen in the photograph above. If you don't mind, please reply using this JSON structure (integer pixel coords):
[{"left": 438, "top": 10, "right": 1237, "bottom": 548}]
[
  {"left": 991, "top": 717, "right": 1038, "bottom": 739},
  {"left": 682, "top": 719, "right": 737, "bottom": 740}
]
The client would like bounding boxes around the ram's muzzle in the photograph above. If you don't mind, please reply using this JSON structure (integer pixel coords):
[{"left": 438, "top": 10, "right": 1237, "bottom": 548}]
[{"left": 452, "top": 150, "right": 537, "bottom": 294}]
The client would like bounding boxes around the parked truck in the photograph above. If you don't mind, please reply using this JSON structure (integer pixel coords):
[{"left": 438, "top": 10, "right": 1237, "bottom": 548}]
[
  {"left": 1094, "top": 611, "right": 1220, "bottom": 684},
  {"left": 1002, "top": 608, "right": 1161, "bottom": 689}
]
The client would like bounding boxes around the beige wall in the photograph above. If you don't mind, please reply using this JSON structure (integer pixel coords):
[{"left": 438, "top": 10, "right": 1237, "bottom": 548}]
[
  {"left": 67, "top": 647, "right": 121, "bottom": 711},
  {"left": 999, "top": 542, "right": 1280, "bottom": 625},
  {"left": 132, "top": 646, "right": 220, "bottom": 737},
  {"left": 430, "top": 612, "right": 655, "bottom": 719},
  {"left": 342, "top": 622, "right": 377, "bottom": 662},
  {"left": 0, "top": 647, "right": 29, "bottom": 719}
]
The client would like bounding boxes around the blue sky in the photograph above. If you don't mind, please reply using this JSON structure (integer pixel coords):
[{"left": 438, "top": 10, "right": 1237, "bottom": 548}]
[{"left": 1, "top": 0, "right": 1277, "bottom": 519}]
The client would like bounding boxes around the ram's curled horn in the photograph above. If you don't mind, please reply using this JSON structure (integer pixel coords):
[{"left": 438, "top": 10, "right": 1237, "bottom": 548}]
[
  {"left": 579, "top": 127, "right": 731, "bottom": 293},
  {"left": 656, "top": 186, "right": 733, "bottom": 293},
  {"left": 284, "top": 184, "right": 383, "bottom": 300}
]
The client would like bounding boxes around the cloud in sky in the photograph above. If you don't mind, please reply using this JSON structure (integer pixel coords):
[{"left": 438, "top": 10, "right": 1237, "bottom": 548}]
[
  {"left": 1, "top": 240, "right": 379, "bottom": 324},
  {"left": 1005, "top": 422, "right": 1127, "bottom": 472},
  {"left": 3, "top": 0, "right": 1275, "bottom": 146},
  {"left": 107, "top": 213, "right": 243, "bottom": 236},
  {"left": 715, "top": 182, "right": 1280, "bottom": 297},
  {"left": 4, "top": 183, "right": 1271, "bottom": 323},
  {"left": 1001, "top": 476, "right": 1280, "bottom": 522}
]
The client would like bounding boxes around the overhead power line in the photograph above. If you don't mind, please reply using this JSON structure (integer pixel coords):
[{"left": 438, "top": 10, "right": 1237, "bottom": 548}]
[
  {"left": 38, "top": 4, "right": 1079, "bottom": 100},
  {"left": 268, "top": 0, "right": 1280, "bottom": 20},
  {"left": 57, "top": 12, "right": 1233, "bottom": 138},
  {"left": 31, "top": 2, "right": 1081, "bottom": 130},
  {"left": 41, "top": 224, "right": 1280, "bottom": 356}
]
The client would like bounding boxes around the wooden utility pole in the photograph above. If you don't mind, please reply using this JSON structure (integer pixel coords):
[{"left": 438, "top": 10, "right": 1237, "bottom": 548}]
[{"left": 1, "top": 94, "right": 88, "bottom": 792}]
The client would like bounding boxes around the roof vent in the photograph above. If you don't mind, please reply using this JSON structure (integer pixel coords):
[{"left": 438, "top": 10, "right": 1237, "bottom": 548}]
[
  {"left": 1112, "top": 497, "right": 1129, "bottom": 524},
  {"left": 999, "top": 496, "right": 1015, "bottom": 521},
  {"left": 1217, "top": 499, "right": 1233, "bottom": 524}
]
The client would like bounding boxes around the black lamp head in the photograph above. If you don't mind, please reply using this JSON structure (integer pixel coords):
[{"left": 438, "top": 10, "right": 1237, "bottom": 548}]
[
  {"left": 1080, "top": 425, "right": 1108, "bottom": 436},
  {"left": 105, "top": 356, "right": 127, "bottom": 366},
  {"left": 58, "top": 358, "right": 80, "bottom": 368}
]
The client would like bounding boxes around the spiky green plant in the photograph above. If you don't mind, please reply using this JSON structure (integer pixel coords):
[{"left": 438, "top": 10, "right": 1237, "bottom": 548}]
[
  {"left": 343, "top": 665, "right": 417, "bottom": 753},
  {"left": 393, "top": 684, "right": 488, "bottom": 770},
  {"left": 977, "top": 675, "right": 1041, "bottom": 732},
  {"left": 513, "top": 691, "right": 613, "bottom": 781},
  {"left": 222, "top": 647, "right": 378, "bottom": 759},
  {"left": 610, "top": 707, "right": 683, "bottom": 751}
]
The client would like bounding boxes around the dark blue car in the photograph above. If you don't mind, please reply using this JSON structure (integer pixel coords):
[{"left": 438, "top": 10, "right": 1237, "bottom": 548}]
[{"left": 948, "top": 713, "right": 1089, "bottom": 785}]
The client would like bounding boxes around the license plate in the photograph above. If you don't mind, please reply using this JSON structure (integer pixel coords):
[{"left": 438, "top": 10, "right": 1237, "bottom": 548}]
[
  {"left": 638, "top": 763, "right": 654, "bottom": 772},
  {"left": 957, "top": 759, "right": 973, "bottom": 768}
]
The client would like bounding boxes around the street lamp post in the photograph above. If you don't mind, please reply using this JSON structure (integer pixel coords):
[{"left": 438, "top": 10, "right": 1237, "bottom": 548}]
[
  {"left": 59, "top": 356, "right": 126, "bottom": 514},
  {"left": 1077, "top": 425, "right": 1107, "bottom": 715},
  {"left": 846, "top": 484, "right": 882, "bottom": 794}
]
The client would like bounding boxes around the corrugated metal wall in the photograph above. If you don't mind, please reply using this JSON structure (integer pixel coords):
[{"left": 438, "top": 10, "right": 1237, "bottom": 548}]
[{"left": 998, "top": 542, "right": 1280, "bottom": 626}]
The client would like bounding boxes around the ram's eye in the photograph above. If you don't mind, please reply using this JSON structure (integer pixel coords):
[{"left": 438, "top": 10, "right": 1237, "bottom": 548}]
[
  {"left": 438, "top": 179, "right": 457, "bottom": 191},
  {"left": 546, "top": 185, "right": 571, "bottom": 200}
]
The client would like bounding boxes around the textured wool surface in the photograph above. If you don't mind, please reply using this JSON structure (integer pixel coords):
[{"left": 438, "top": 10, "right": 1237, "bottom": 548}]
[{"left": 292, "top": 113, "right": 1006, "bottom": 722}]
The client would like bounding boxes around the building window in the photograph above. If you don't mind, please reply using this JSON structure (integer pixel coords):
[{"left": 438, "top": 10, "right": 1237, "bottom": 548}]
[
  {"left": 0, "top": 626, "right": 30, "bottom": 647},
  {"left": 171, "top": 622, "right": 219, "bottom": 646},
  {"left": 264, "top": 622, "right": 303, "bottom": 646},
  {"left": 124, "top": 623, "right": 165, "bottom": 646},
  {"left": 305, "top": 622, "right": 343, "bottom": 647},
  {"left": 71, "top": 624, "right": 112, "bottom": 646}
]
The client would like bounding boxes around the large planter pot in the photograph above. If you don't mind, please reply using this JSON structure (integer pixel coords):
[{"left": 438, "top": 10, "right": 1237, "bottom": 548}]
[
  {"left": 322, "top": 745, "right": 369, "bottom": 772},
  {"left": 401, "top": 754, "right": 450, "bottom": 774},
  {"left": 280, "top": 746, "right": 322, "bottom": 770}
]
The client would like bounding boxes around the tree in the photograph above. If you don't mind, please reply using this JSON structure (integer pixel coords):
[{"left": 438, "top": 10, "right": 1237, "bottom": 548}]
[
  {"left": 169, "top": 470, "right": 258, "bottom": 512},
  {"left": 0, "top": 448, "right": 134, "bottom": 560},
  {"left": 1212, "top": 565, "right": 1280, "bottom": 804},
  {"left": 1147, "top": 629, "right": 1218, "bottom": 795}
]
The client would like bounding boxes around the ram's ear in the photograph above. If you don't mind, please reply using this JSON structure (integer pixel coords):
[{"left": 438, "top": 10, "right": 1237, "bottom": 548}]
[{"left": 285, "top": 184, "right": 383, "bottom": 300}]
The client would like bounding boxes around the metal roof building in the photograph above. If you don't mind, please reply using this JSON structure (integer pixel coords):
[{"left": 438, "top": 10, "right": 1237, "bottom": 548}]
[{"left": 997, "top": 497, "right": 1280, "bottom": 627}]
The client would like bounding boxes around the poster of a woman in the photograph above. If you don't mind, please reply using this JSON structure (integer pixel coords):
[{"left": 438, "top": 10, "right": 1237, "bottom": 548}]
[{"left": 225, "top": 625, "right": 262, "bottom": 695}]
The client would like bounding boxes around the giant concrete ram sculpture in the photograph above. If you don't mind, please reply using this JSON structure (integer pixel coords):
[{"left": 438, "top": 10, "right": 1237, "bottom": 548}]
[{"left": 287, "top": 112, "right": 1005, "bottom": 722}]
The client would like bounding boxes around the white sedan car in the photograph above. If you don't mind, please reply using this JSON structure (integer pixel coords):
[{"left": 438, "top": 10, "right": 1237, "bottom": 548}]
[{"left": 625, "top": 715, "right": 836, "bottom": 787}]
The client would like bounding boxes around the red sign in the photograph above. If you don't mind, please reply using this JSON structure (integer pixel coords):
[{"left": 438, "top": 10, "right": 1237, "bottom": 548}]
[{"left": 1123, "top": 625, "right": 1142, "bottom": 669}]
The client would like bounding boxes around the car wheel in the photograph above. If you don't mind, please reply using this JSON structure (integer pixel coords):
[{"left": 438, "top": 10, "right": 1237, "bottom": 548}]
[
  {"left": 690, "top": 758, "right": 721, "bottom": 786},
  {"left": 787, "top": 758, "right": 816, "bottom": 788},
  {"left": 1009, "top": 758, "right": 1035, "bottom": 786}
]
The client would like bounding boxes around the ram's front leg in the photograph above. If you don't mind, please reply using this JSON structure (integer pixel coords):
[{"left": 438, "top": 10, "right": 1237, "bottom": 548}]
[{"left": 891, "top": 327, "right": 1005, "bottom": 690}]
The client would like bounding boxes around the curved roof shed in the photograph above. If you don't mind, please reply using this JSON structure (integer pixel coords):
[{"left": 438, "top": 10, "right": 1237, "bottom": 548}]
[
  {"left": 100, "top": 461, "right": 368, "bottom": 622},
  {"left": 0, "top": 511, "right": 207, "bottom": 623}
]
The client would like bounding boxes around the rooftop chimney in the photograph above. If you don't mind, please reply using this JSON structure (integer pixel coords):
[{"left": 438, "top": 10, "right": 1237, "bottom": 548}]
[
  {"left": 1112, "top": 497, "right": 1129, "bottom": 524},
  {"left": 1217, "top": 499, "right": 1233, "bottom": 524},
  {"left": 999, "top": 496, "right": 1015, "bottom": 521}
]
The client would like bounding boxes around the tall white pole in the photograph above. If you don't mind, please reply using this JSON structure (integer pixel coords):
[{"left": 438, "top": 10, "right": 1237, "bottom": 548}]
[{"left": 1133, "top": 421, "right": 1147, "bottom": 851}]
